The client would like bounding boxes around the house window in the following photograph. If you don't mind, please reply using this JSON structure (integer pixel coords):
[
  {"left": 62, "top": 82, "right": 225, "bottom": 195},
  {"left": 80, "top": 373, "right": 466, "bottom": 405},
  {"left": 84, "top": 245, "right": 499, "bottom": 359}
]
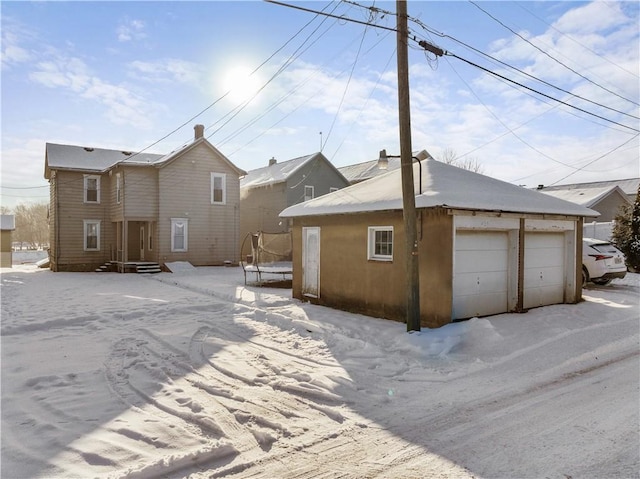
[
  {"left": 304, "top": 185, "right": 314, "bottom": 201},
  {"left": 83, "top": 220, "right": 101, "bottom": 251},
  {"left": 368, "top": 226, "right": 393, "bottom": 261},
  {"left": 116, "top": 173, "right": 121, "bottom": 204},
  {"left": 84, "top": 175, "right": 101, "bottom": 203},
  {"left": 148, "top": 223, "right": 153, "bottom": 251},
  {"left": 329, "top": 187, "right": 339, "bottom": 193},
  {"left": 211, "top": 173, "right": 226, "bottom": 204},
  {"left": 171, "top": 218, "right": 188, "bottom": 252}
]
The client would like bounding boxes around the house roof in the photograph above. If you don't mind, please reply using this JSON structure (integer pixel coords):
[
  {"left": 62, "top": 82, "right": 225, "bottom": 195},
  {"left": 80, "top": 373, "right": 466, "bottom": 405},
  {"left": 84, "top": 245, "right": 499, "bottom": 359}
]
[
  {"left": 281, "top": 158, "right": 599, "bottom": 218},
  {"left": 45, "top": 143, "right": 164, "bottom": 178},
  {"left": 240, "top": 152, "right": 346, "bottom": 190},
  {"left": 537, "top": 178, "right": 639, "bottom": 197},
  {"left": 1, "top": 215, "right": 15, "bottom": 231},
  {"left": 338, "top": 150, "right": 430, "bottom": 184},
  {"left": 537, "top": 185, "right": 631, "bottom": 208},
  {"left": 44, "top": 138, "right": 246, "bottom": 178}
]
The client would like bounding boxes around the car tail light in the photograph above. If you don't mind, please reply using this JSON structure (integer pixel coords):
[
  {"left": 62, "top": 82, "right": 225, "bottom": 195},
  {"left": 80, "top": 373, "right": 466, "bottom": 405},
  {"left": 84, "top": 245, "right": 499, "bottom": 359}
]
[{"left": 589, "top": 254, "right": 613, "bottom": 261}]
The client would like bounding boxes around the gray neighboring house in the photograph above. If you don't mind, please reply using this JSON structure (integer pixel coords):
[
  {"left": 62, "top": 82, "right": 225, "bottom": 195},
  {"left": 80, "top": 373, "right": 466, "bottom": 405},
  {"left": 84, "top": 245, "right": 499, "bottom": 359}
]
[
  {"left": 537, "top": 178, "right": 638, "bottom": 222},
  {"left": 44, "top": 125, "right": 246, "bottom": 272},
  {"left": 239, "top": 152, "right": 350, "bottom": 243}
]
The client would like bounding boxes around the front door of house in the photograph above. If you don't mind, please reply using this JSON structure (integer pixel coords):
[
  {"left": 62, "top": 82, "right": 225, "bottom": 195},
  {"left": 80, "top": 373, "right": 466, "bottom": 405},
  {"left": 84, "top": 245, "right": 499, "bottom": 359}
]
[
  {"left": 302, "top": 227, "right": 320, "bottom": 298},
  {"left": 140, "top": 225, "right": 145, "bottom": 261}
]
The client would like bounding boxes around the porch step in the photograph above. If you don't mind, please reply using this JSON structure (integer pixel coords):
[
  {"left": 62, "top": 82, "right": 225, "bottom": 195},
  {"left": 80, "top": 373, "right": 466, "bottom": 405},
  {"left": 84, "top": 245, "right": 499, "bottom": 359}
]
[
  {"left": 95, "top": 261, "right": 118, "bottom": 272},
  {"left": 135, "top": 263, "right": 162, "bottom": 274}
]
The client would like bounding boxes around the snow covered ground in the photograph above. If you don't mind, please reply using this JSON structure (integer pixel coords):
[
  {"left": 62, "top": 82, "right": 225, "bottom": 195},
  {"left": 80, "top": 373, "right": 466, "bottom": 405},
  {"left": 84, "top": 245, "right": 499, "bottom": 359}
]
[{"left": 1, "top": 260, "right": 638, "bottom": 479}]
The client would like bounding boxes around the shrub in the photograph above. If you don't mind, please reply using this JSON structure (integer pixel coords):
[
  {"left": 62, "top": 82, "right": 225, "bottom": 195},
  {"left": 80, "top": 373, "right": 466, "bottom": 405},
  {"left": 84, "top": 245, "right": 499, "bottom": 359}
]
[{"left": 612, "top": 185, "right": 640, "bottom": 272}]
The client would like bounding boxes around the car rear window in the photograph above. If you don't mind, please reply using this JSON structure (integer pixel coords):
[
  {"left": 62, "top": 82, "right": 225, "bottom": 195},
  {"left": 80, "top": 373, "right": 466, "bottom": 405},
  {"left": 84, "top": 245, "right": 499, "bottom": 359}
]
[{"left": 589, "top": 243, "right": 617, "bottom": 254}]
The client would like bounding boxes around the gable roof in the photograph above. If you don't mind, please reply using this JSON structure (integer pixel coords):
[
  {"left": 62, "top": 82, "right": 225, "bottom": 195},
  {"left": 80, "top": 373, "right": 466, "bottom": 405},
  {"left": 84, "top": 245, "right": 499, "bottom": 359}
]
[
  {"left": 281, "top": 158, "right": 598, "bottom": 218},
  {"left": 538, "top": 185, "right": 631, "bottom": 208},
  {"left": 537, "top": 178, "right": 639, "bottom": 197},
  {"left": 44, "top": 137, "right": 245, "bottom": 179},
  {"left": 153, "top": 138, "right": 246, "bottom": 176},
  {"left": 45, "top": 143, "right": 164, "bottom": 178},
  {"left": 241, "top": 152, "right": 347, "bottom": 190}
]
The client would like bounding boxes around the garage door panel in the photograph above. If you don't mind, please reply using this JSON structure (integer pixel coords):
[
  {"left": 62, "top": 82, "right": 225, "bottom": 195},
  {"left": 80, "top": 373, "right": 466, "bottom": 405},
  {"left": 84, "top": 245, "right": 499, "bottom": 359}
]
[
  {"left": 524, "top": 233, "right": 565, "bottom": 309},
  {"left": 453, "top": 292, "right": 508, "bottom": 319},
  {"left": 455, "top": 271, "right": 508, "bottom": 295},
  {"left": 453, "top": 231, "right": 509, "bottom": 320},
  {"left": 455, "top": 250, "right": 508, "bottom": 273}
]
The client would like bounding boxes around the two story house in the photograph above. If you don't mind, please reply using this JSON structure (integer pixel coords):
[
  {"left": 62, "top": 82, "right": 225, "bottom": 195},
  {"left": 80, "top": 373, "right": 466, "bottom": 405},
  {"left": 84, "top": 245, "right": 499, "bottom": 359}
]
[{"left": 44, "top": 125, "right": 246, "bottom": 272}]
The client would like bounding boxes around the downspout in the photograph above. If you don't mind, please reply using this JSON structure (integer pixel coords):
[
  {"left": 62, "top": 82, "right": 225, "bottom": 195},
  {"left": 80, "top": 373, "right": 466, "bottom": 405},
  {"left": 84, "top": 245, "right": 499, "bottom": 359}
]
[{"left": 516, "top": 218, "right": 525, "bottom": 312}]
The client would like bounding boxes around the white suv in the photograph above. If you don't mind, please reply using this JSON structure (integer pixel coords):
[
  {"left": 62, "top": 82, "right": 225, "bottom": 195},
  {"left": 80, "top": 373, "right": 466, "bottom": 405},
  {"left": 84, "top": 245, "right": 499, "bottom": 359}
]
[{"left": 582, "top": 238, "right": 627, "bottom": 286}]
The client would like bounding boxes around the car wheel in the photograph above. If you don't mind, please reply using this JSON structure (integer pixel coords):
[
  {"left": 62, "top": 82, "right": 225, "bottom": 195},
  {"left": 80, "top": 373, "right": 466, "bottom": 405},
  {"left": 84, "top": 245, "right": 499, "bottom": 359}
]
[
  {"left": 592, "top": 278, "right": 612, "bottom": 286},
  {"left": 582, "top": 266, "right": 589, "bottom": 287}
]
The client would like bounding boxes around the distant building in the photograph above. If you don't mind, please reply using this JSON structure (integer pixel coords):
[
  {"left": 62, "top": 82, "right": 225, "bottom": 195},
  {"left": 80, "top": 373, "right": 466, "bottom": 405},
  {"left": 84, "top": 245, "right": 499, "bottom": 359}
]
[
  {"left": 1, "top": 215, "right": 16, "bottom": 268},
  {"left": 537, "top": 178, "right": 638, "bottom": 222}
]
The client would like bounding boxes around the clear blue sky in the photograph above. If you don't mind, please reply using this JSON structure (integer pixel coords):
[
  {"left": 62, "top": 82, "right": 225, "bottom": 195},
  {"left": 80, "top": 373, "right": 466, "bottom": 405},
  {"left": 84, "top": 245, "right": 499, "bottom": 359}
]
[{"left": 2, "top": 1, "right": 638, "bottom": 209}]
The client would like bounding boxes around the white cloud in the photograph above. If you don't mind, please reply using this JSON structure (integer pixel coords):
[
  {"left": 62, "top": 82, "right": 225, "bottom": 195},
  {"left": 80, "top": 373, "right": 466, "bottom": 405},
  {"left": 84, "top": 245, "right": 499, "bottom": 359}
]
[
  {"left": 117, "top": 18, "right": 146, "bottom": 42},
  {"left": 1, "top": 21, "right": 33, "bottom": 69},
  {"left": 129, "top": 59, "right": 203, "bottom": 85},
  {"left": 29, "top": 53, "right": 155, "bottom": 129}
]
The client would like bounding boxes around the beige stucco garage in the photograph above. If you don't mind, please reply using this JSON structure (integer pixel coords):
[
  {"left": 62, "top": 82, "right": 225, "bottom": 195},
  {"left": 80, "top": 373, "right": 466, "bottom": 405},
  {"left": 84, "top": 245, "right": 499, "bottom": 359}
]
[{"left": 281, "top": 158, "right": 598, "bottom": 328}]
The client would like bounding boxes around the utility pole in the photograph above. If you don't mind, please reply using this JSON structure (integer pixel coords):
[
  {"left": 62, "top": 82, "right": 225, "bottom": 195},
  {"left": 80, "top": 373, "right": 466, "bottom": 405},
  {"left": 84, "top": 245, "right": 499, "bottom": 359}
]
[{"left": 396, "top": 0, "right": 421, "bottom": 332}]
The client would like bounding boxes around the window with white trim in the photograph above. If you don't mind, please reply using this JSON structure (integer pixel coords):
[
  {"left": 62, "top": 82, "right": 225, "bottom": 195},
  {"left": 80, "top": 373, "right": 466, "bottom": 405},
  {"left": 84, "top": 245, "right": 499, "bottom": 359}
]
[
  {"left": 368, "top": 226, "right": 393, "bottom": 261},
  {"left": 329, "top": 187, "right": 339, "bottom": 193},
  {"left": 84, "top": 175, "right": 101, "bottom": 203},
  {"left": 116, "top": 173, "right": 121, "bottom": 204},
  {"left": 171, "top": 218, "right": 188, "bottom": 252},
  {"left": 148, "top": 223, "right": 153, "bottom": 251},
  {"left": 83, "top": 220, "right": 101, "bottom": 251},
  {"left": 304, "top": 185, "right": 314, "bottom": 201},
  {"left": 211, "top": 173, "right": 226, "bottom": 204}
]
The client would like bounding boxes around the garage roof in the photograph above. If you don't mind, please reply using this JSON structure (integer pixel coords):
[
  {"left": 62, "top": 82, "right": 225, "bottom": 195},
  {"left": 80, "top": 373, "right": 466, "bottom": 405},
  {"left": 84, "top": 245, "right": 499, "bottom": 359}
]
[{"left": 281, "top": 158, "right": 599, "bottom": 218}]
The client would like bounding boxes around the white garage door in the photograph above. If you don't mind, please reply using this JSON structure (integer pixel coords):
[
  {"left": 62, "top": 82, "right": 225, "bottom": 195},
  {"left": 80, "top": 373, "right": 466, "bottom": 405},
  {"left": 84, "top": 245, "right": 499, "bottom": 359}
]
[
  {"left": 453, "top": 231, "right": 509, "bottom": 320},
  {"left": 524, "top": 233, "right": 565, "bottom": 309}
]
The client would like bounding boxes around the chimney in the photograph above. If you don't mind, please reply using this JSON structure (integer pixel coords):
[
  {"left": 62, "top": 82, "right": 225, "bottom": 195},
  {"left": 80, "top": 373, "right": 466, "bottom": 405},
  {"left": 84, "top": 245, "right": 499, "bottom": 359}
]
[
  {"left": 269, "top": 157, "right": 277, "bottom": 167},
  {"left": 194, "top": 124, "right": 204, "bottom": 140}
]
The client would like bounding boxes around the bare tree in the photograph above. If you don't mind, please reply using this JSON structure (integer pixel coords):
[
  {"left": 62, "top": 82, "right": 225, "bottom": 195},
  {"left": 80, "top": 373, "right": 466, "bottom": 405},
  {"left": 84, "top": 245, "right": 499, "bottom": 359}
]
[
  {"left": 13, "top": 202, "right": 49, "bottom": 249},
  {"left": 437, "top": 148, "right": 484, "bottom": 174}
]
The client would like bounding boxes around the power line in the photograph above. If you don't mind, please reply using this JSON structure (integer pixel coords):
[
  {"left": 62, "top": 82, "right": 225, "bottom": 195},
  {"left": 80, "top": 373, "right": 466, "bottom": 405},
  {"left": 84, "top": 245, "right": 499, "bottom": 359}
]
[
  {"left": 548, "top": 133, "right": 640, "bottom": 185},
  {"left": 445, "top": 52, "right": 640, "bottom": 133},
  {"left": 469, "top": 0, "right": 640, "bottom": 107},
  {"left": 515, "top": 2, "right": 640, "bottom": 80}
]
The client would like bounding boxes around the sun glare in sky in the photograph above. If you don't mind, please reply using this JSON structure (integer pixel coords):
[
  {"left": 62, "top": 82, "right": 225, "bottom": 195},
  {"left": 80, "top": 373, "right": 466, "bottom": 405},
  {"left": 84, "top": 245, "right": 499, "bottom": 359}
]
[{"left": 221, "top": 65, "right": 264, "bottom": 105}]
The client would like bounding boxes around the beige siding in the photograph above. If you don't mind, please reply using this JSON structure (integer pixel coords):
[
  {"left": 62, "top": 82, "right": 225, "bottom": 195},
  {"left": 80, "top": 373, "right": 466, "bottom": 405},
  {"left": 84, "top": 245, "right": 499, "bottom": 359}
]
[
  {"left": 240, "top": 183, "right": 288, "bottom": 246},
  {"left": 51, "top": 170, "right": 113, "bottom": 271},
  {"left": 590, "top": 190, "right": 630, "bottom": 222},
  {"left": 158, "top": 143, "right": 241, "bottom": 266},
  {"left": 122, "top": 167, "right": 159, "bottom": 219},
  {"left": 1, "top": 230, "right": 12, "bottom": 267}
]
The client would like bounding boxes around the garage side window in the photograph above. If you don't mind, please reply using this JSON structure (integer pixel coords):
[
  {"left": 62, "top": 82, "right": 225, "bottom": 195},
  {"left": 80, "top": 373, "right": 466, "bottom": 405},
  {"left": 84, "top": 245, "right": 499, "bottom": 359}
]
[
  {"left": 171, "top": 218, "right": 188, "bottom": 252},
  {"left": 83, "top": 220, "right": 101, "bottom": 251},
  {"left": 368, "top": 226, "right": 393, "bottom": 261}
]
